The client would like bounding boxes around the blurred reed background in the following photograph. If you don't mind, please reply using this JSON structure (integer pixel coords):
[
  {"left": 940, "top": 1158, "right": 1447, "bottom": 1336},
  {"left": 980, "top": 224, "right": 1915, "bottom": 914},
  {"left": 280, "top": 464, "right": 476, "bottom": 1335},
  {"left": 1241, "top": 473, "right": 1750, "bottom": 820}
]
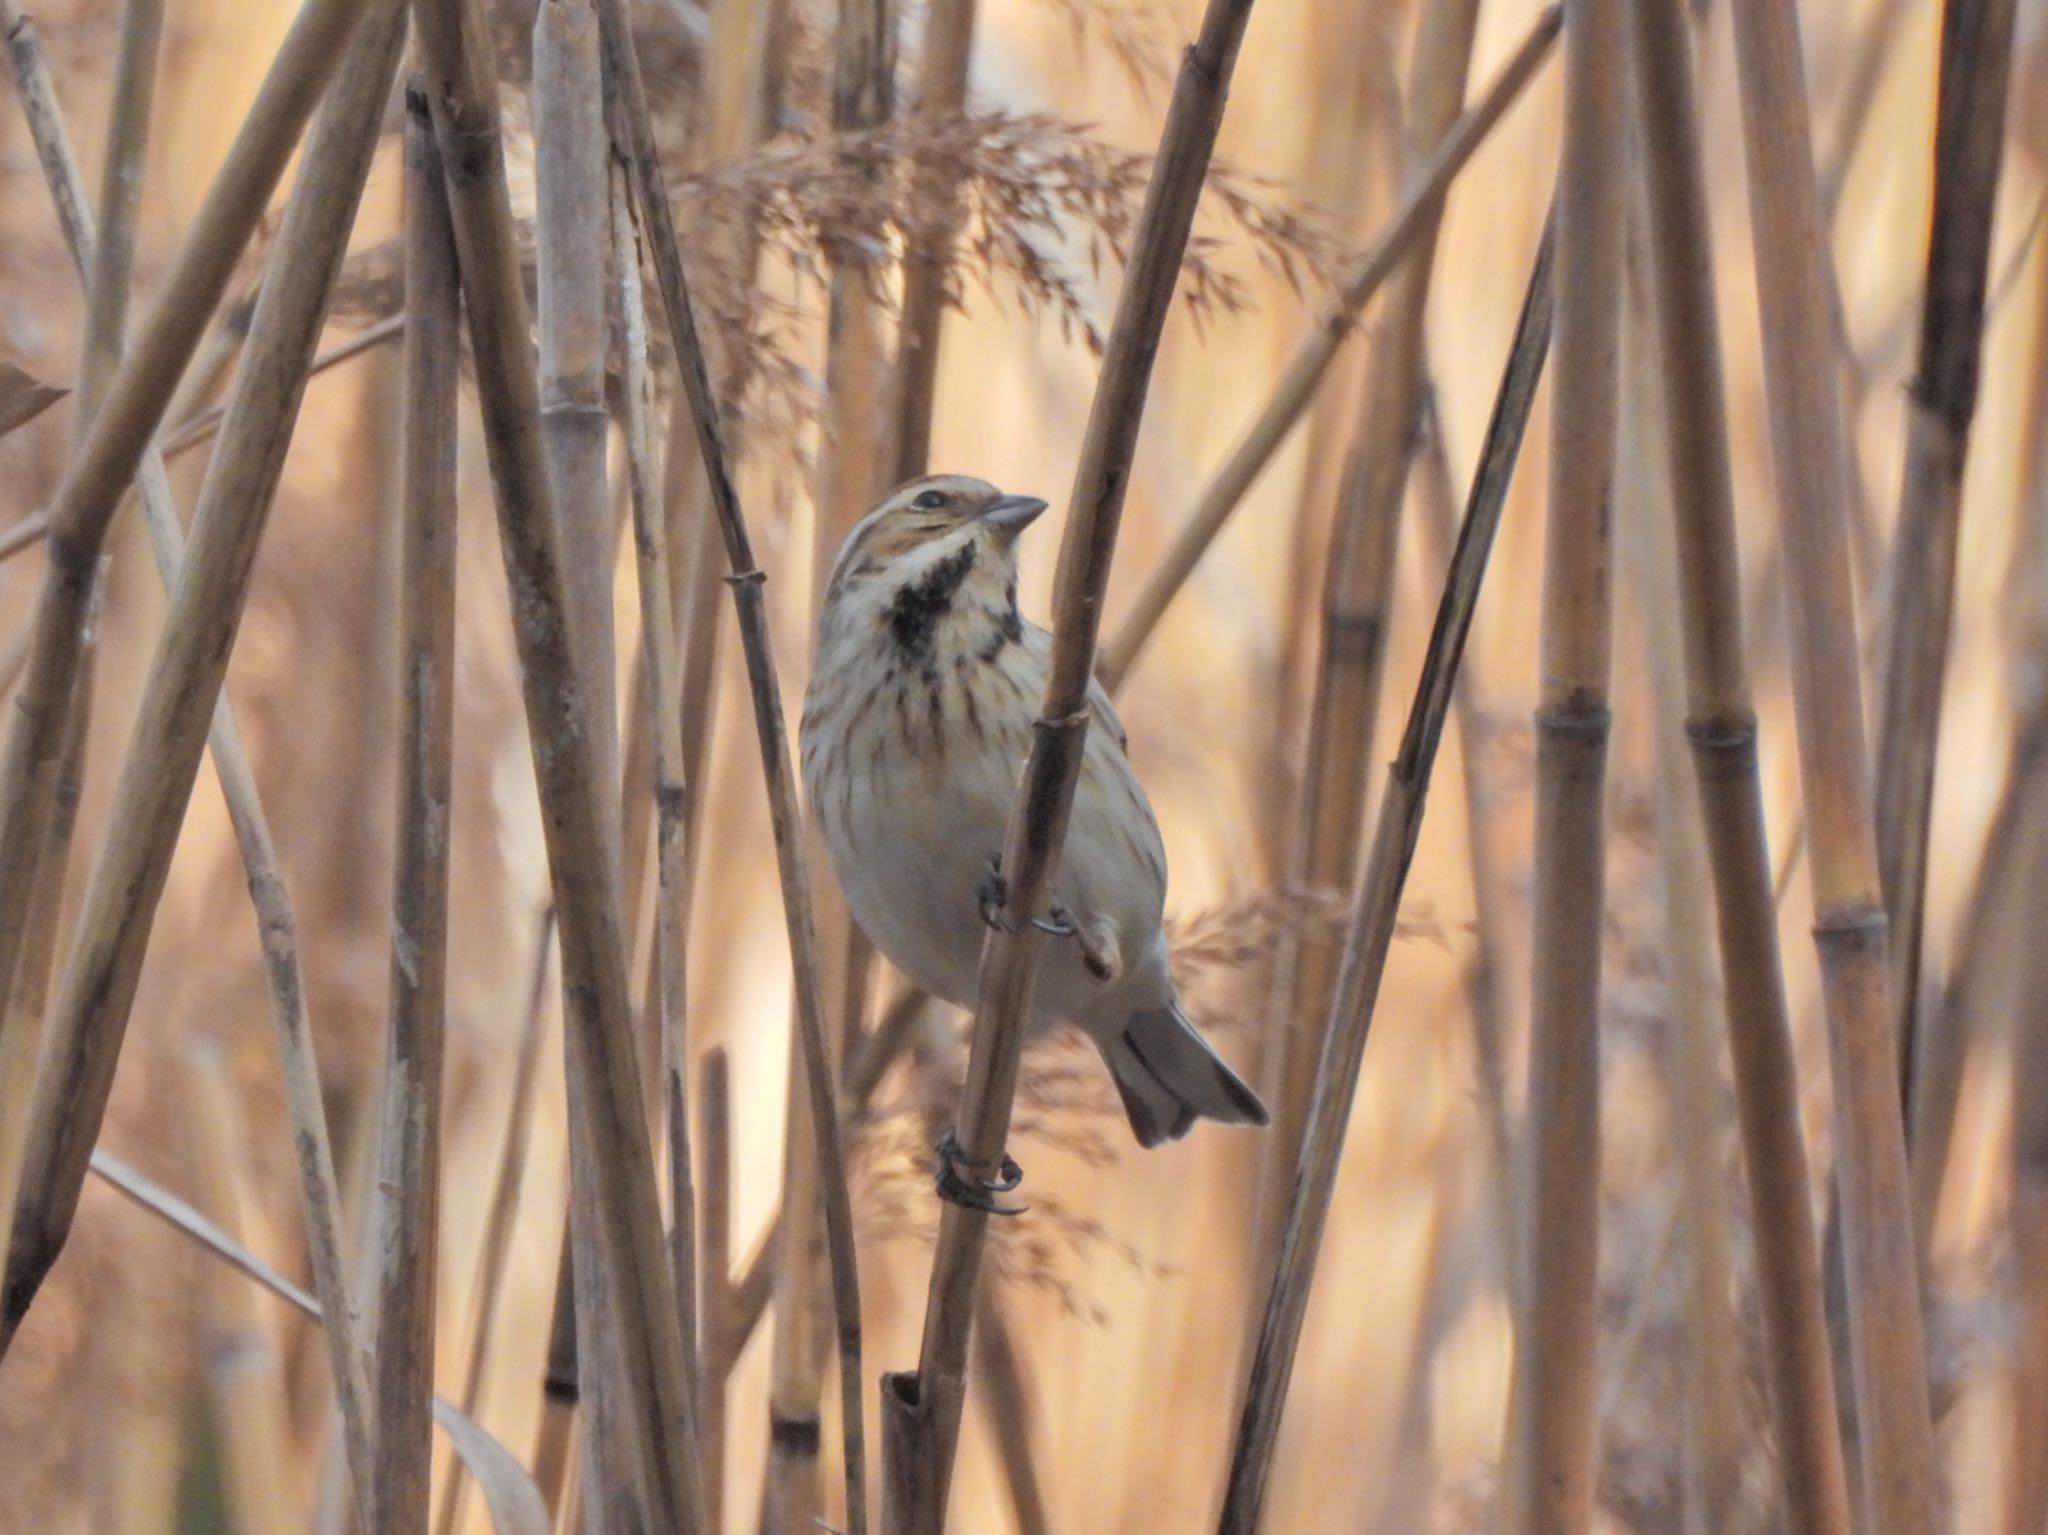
[{"left": 0, "top": 0, "right": 2039, "bottom": 1529}]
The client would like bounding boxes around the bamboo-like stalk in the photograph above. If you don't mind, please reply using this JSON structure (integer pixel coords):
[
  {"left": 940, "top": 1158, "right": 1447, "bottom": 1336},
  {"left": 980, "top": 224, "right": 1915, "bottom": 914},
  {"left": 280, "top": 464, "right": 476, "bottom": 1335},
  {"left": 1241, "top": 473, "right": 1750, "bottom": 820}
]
[
  {"left": 698, "top": 1045, "right": 732, "bottom": 1527},
  {"left": 1506, "top": 10, "right": 1624, "bottom": 1531},
  {"left": 766, "top": 0, "right": 894, "bottom": 1526},
  {"left": 610, "top": 148, "right": 705, "bottom": 1471},
  {"left": 371, "top": 85, "right": 463, "bottom": 1535},
  {"left": 532, "top": 6, "right": 646, "bottom": 1527},
  {"left": 1871, "top": 0, "right": 2018, "bottom": 1122},
  {"left": 1724, "top": 0, "right": 1940, "bottom": 1527},
  {"left": 1250, "top": 0, "right": 1480, "bottom": 1227},
  {"left": 0, "top": 0, "right": 367, "bottom": 1055},
  {"left": 1219, "top": 223, "right": 1554, "bottom": 1534},
  {"left": 434, "top": 910, "right": 557, "bottom": 1535},
  {"left": 890, "top": 0, "right": 978, "bottom": 483},
  {"left": 1625, "top": 3, "right": 1854, "bottom": 1530},
  {"left": 1615, "top": 292, "right": 1746, "bottom": 1535},
  {"left": 971, "top": 1286, "right": 1052, "bottom": 1535},
  {"left": 1096, "top": 2, "right": 1558, "bottom": 692},
  {"left": 3, "top": 24, "right": 406, "bottom": 1532},
  {"left": 590, "top": 0, "right": 870, "bottom": 1526},
  {"left": 409, "top": 0, "right": 712, "bottom": 1528},
  {"left": 877, "top": 7, "right": 1259, "bottom": 1526}
]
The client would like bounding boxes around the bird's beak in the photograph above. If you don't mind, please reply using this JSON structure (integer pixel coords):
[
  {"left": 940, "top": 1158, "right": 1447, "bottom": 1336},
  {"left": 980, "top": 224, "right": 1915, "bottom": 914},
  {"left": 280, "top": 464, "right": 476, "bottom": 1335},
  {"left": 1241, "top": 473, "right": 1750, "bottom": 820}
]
[{"left": 977, "top": 493, "right": 1049, "bottom": 542}]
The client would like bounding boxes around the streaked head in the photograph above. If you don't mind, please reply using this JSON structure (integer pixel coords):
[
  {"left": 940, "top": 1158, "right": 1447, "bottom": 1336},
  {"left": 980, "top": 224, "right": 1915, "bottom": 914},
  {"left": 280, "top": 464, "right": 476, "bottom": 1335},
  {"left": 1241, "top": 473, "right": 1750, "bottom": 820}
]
[{"left": 824, "top": 474, "right": 1049, "bottom": 602}]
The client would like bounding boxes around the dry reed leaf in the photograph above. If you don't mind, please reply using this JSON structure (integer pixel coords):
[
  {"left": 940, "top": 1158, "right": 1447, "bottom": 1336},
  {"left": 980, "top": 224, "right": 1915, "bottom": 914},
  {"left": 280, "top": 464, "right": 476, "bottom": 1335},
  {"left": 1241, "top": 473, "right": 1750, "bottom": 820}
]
[{"left": 0, "top": 359, "right": 66, "bottom": 439}]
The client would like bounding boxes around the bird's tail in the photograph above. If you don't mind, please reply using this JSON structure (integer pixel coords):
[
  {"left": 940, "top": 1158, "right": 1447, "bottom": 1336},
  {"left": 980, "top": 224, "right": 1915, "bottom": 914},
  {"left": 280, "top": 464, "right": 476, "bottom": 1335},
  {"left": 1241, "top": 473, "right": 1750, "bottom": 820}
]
[{"left": 1101, "top": 1002, "right": 1269, "bottom": 1149}]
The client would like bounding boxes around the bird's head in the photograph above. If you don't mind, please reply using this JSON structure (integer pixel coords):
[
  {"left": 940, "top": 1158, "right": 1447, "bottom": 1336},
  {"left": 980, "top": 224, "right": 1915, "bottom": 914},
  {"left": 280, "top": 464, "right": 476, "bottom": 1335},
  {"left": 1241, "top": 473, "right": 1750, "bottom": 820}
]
[{"left": 824, "top": 475, "right": 1049, "bottom": 604}]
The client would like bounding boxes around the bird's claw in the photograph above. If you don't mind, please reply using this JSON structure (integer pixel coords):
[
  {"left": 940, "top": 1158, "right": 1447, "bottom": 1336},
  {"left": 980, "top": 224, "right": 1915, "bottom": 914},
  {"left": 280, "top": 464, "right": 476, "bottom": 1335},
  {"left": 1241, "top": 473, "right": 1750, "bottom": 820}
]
[
  {"left": 978, "top": 854, "right": 1077, "bottom": 942},
  {"left": 933, "top": 1127, "right": 1026, "bottom": 1216}
]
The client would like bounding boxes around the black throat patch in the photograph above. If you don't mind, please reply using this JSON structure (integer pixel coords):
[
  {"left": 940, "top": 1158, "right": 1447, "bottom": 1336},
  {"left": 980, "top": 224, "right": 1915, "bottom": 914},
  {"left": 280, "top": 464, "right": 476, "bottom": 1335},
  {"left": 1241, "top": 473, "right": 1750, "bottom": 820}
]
[{"left": 885, "top": 541, "right": 978, "bottom": 660}]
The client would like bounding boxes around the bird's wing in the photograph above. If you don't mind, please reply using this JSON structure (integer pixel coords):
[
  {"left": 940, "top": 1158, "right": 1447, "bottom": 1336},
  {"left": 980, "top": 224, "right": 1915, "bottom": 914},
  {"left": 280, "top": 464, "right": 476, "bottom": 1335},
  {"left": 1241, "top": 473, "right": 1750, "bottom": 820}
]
[{"left": 1019, "top": 620, "right": 1130, "bottom": 753}]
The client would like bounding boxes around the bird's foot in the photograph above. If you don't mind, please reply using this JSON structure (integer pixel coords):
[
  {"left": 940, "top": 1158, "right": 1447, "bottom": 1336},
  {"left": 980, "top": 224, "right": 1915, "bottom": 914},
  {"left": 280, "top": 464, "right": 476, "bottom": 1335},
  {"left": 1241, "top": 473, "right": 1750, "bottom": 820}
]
[
  {"left": 978, "top": 854, "right": 1081, "bottom": 942},
  {"left": 933, "top": 1127, "right": 1025, "bottom": 1216}
]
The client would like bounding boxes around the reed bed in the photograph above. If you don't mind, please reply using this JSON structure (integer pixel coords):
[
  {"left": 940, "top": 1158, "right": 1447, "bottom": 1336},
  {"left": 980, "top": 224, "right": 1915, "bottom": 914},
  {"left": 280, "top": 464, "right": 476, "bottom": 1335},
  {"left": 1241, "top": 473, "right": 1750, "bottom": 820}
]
[{"left": 1, "top": 0, "right": 2043, "bottom": 1531}]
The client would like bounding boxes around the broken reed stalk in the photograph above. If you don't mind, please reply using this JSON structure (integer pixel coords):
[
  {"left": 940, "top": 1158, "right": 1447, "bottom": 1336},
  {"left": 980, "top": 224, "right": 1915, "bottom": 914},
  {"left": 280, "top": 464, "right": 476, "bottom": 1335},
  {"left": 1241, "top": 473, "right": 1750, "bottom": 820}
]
[
  {"left": 1506, "top": 7, "right": 1624, "bottom": 1531},
  {"left": 1096, "top": 1, "right": 1557, "bottom": 692},
  {"left": 434, "top": 910, "right": 557, "bottom": 1535},
  {"left": 1251, "top": 0, "right": 1482, "bottom": 1223},
  {"left": 1219, "top": 222, "right": 1554, "bottom": 1535},
  {"left": 533, "top": 5, "right": 648, "bottom": 1526},
  {"left": 1, "top": 27, "right": 409, "bottom": 1535},
  {"left": 765, "top": 0, "right": 896, "bottom": 1523},
  {"left": 890, "top": 0, "right": 978, "bottom": 483},
  {"left": 610, "top": 150, "right": 706, "bottom": 1472},
  {"left": 876, "top": 3, "right": 1261, "bottom": 1528},
  {"left": 0, "top": 0, "right": 365, "bottom": 1285},
  {"left": 1615, "top": 302, "right": 1746, "bottom": 1532},
  {"left": 1725, "top": 0, "right": 1940, "bottom": 1527},
  {"left": 1626, "top": 2, "right": 1854, "bottom": 1529},
  {"left": 370, "top": 87, "right": 463, "bottom": 1535},
  {"left": 590, "top": 0, "right": 871, "bottom": 1524},
  {"left": 1871, "top": 0, "right": 2018, "bottom": 1123},
  {"left": 412, "top": 0, "right": 713, "bottom": 1525}
]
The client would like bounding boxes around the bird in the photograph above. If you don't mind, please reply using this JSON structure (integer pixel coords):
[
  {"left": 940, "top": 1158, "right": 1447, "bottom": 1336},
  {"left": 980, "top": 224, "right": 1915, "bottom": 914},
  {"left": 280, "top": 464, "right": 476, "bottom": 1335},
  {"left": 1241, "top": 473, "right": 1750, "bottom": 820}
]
[{"left": 799, "top": 472, "right": 1268, "bottom": 1175}]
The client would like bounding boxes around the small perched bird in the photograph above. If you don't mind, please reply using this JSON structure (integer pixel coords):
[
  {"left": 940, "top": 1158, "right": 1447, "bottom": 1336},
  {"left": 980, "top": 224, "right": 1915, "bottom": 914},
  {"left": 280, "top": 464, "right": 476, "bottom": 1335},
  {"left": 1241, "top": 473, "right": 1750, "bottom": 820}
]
[{"left": 800, "top": 473, "right": 1268, "bottom": 1154}]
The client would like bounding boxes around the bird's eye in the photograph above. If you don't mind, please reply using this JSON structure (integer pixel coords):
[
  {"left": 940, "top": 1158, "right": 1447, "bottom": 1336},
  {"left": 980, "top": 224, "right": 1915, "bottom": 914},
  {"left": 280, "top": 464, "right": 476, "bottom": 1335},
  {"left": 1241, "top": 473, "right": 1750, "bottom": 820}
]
[{"left": 912, "top": 489, "right": 947, "bottom": 511}]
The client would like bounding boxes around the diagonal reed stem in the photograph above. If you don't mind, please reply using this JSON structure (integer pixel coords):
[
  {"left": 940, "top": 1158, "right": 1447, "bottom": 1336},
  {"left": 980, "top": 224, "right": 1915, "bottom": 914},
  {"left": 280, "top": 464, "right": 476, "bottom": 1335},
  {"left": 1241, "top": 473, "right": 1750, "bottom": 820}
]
[{"left": 1218, "top": 220, "right": 1554, "bottom": 1535}]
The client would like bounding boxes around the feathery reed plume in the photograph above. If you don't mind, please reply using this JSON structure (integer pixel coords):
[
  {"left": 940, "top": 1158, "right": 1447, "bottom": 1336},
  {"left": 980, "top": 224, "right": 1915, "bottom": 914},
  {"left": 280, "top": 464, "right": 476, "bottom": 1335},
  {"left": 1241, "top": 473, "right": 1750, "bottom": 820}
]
[
  {"left": 2, "top": 18, "right": 407, "bottom": 1528},
  {"left": 1219, "top": 218, "right": 1555, "bottom": 1534},
  {"left": 0, "top": 0, "right": 367, "bottom": 1315},
  {"left": 410, "top": 0, "right": 710, "bottom": 1526},
  {"left": 1626, "top": 2, "right": 1854, "bottom": 1529},
  {"left": 878, "top": 1, "right": 1261, "bottom": 1526},
  {"left": 1725, "top": 0, "right": 1940, "bottom": 1526},
  {"left": 1872, "top": 0, "right": 2018, "bottom": 1130},
  {"left": 593, "top": 0, "right": 871, "bottom": 1523},
  {"left": 370, "top": 84, "right": 464, "bottom": 1534},
  {"left": 1251, "top": 0, "right": 1480, "bottom": 1240},
  {"left": 1098, "top": 2, "right": 1558, "bottom": 692}
]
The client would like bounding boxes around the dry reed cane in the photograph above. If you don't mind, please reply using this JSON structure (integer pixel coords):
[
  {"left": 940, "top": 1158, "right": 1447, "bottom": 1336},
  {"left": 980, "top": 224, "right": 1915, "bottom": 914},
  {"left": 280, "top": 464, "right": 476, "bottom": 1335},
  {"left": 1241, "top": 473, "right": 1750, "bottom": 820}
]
[
  {"left": 1250, "top": 0, "right": 1480, "bottom": 1229},
  {"left": 1507, "top": 9, "right": 1625, "bottom": 1531},
  {"left": 2009, "top": 729, "right": 2048, "bottom": 1535},
  {"left": 369, "top": 85, "right": 464, "bottom": 1535},
  {"left": 890, "top": 0, "right": 977, "bottom": 484},
  {"left": 1096, "top": 2, "right": 1559, "bottom": 692},
  {"left": 1724, "top": 0, "right": 1941, "bottom": 1527},
  {"left": 1616, "top": 300, "right": 1747, "bottom": 1534},
  {"left": 158, "top": 316, "right": 407, "bottom": 462},
  {"left": 1219, "top": 221, "right": 1555, "bottom": 1535},
  {"left": 434, "top": 910, "right": 557, "bottom": 1535},
  {"left": 1626, "top": 3, "right": 1855, "bottom": 1528},
  {"left": 410, "top": 0, "right": 711, "bottom": 1527},
  {"left": 698, "top": 1046, "right": 733, "bottom": 1525},
  {"left": 877, "top": 3, "right": 1260, "bottom": 1527},
  {"left": 591, "top": 1, "right": 870, "bottom": 1525},
  {"left": 0, "top": 32, "right": 402, "bottom": 1535},
  {"left": 3, "top": 20, "right": 406, "bottom": 1527},
  {"left": 0, "top": 0, "right": 365, "bottom": 1057},
  {"left": 1872, "top": 0, "right": 2018, "bottom": 1123},
  {"left": 610, "top": 150, "right": 707, "bottom": 1475},
  {"left": 765, "top": 0, "right": 896, "bottom": 1522},
  {"left": 0, "top": 0, "right": 364, "bottom": 1302},
  {"left": 532, "top": 6, "right": 649, "bottom": 1526}
]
